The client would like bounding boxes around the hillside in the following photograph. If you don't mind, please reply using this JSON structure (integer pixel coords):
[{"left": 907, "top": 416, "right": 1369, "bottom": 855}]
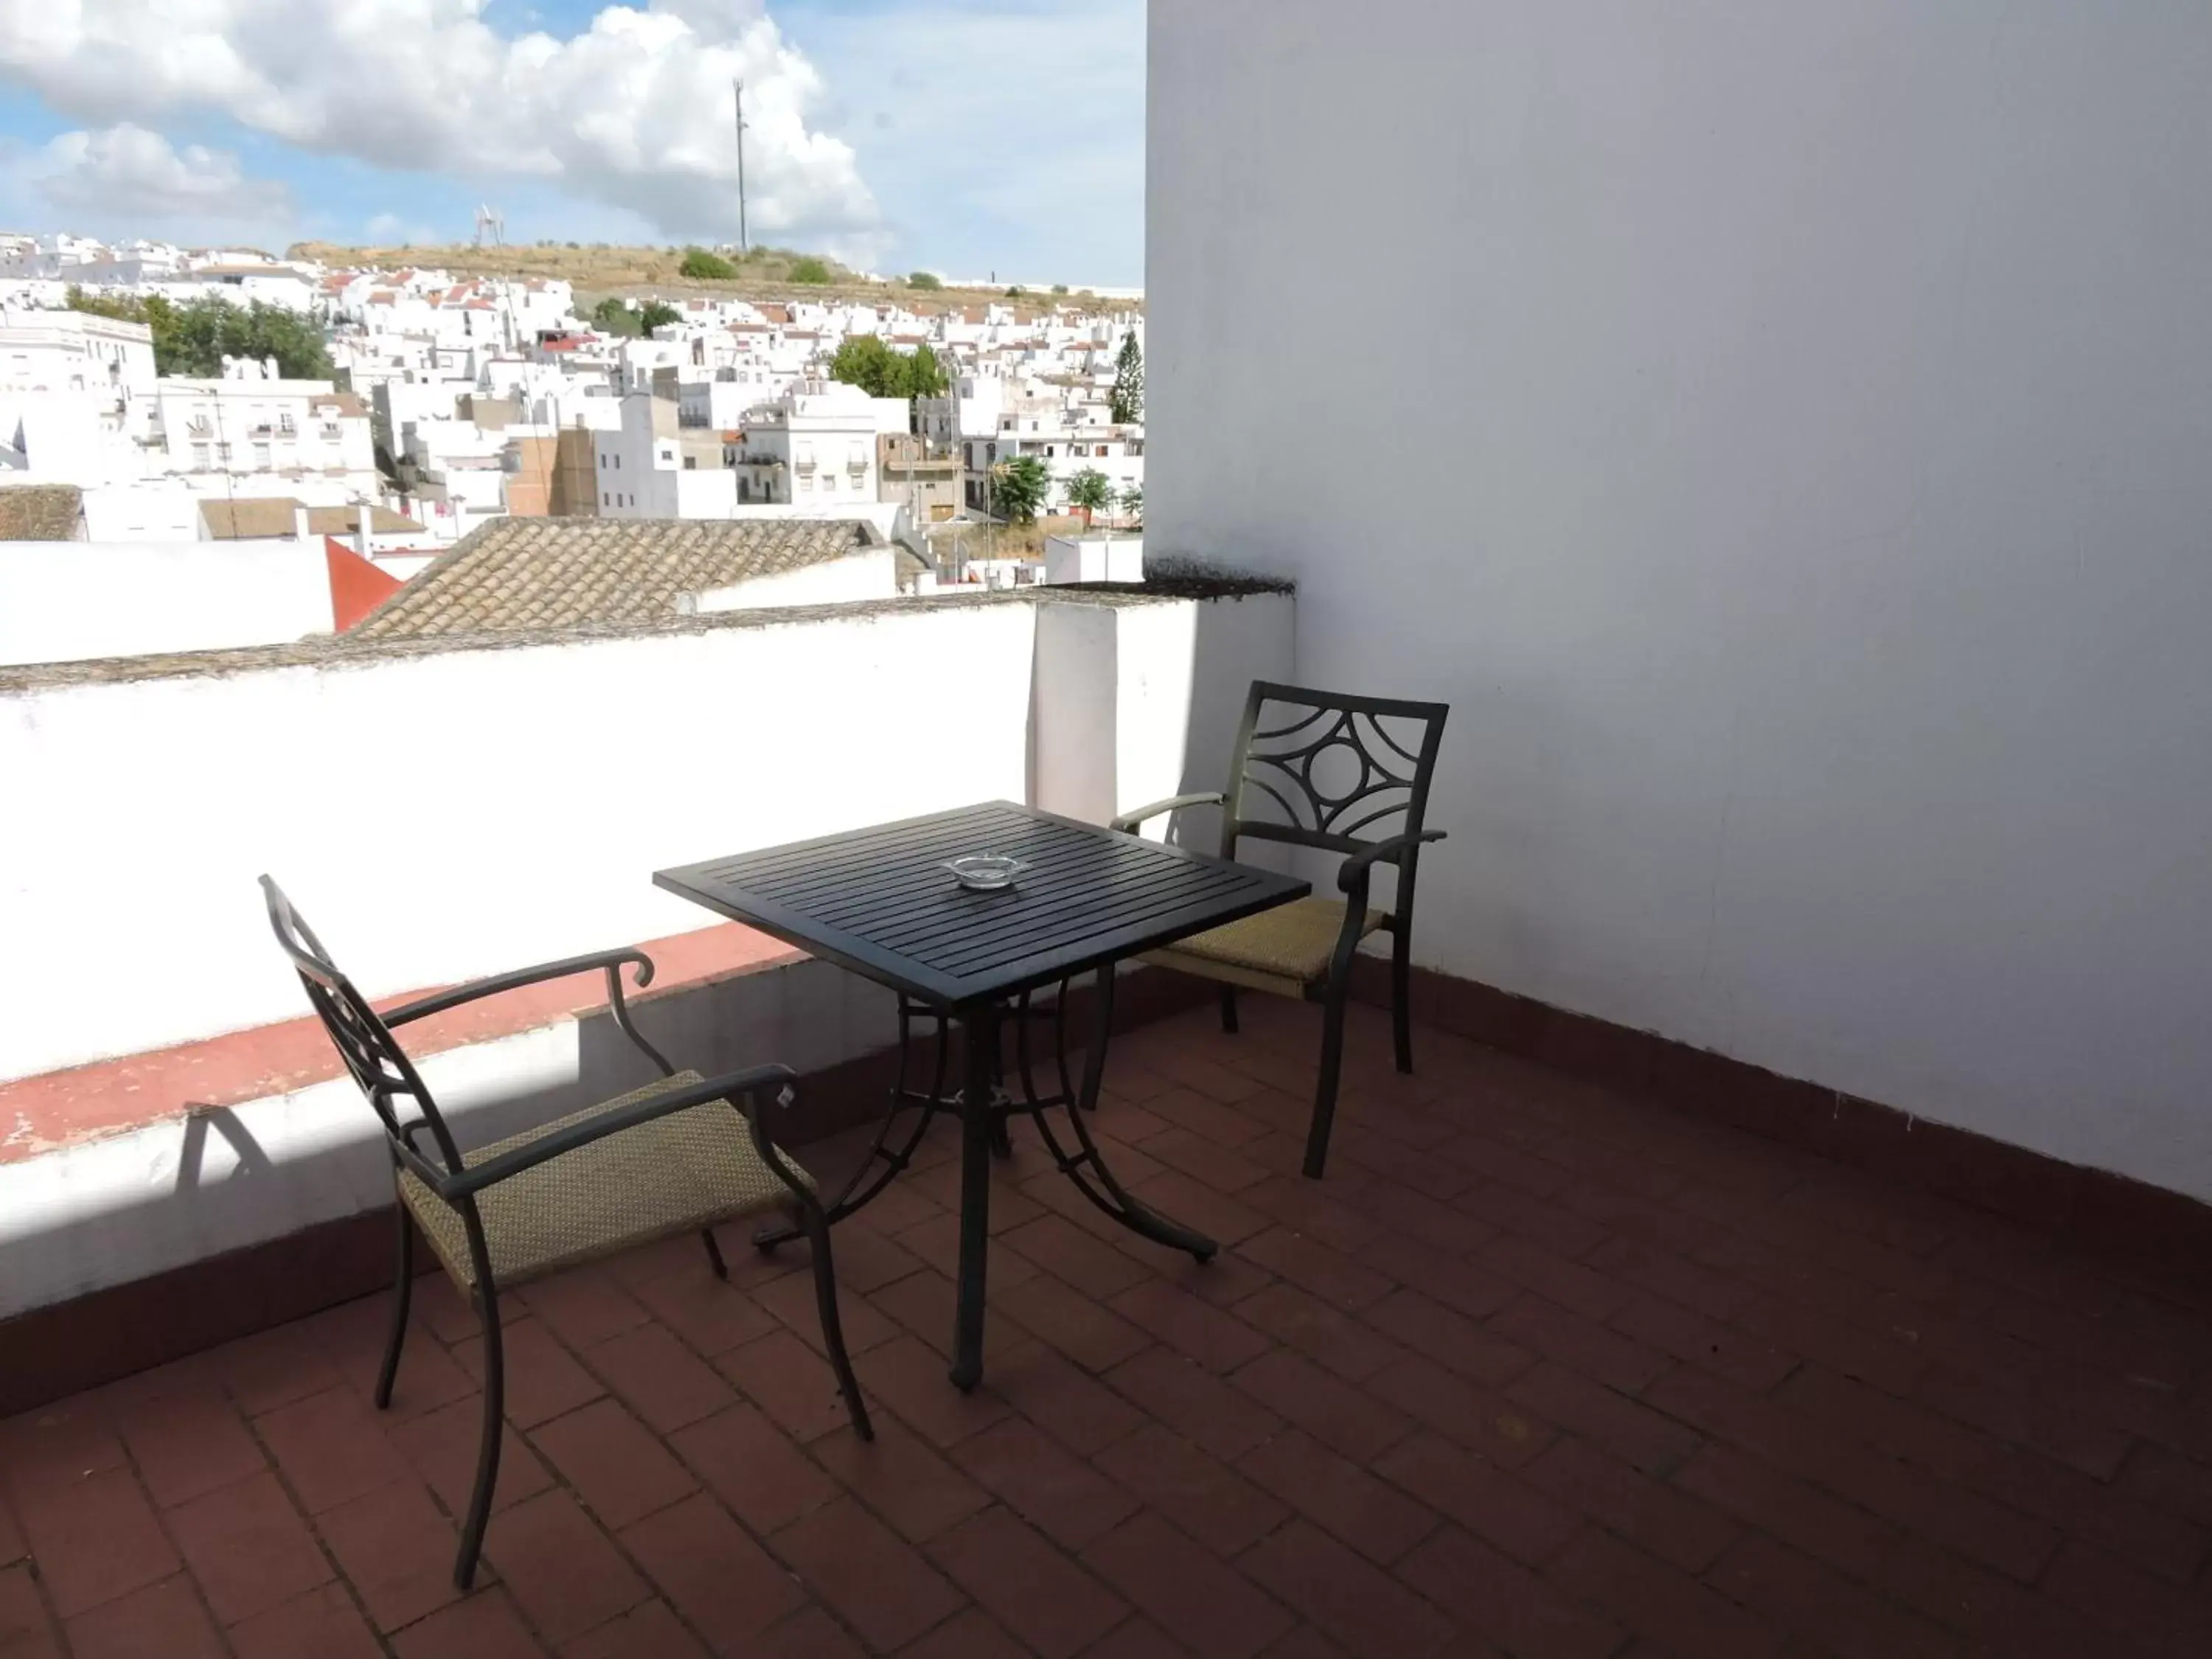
[{"left": 285, "top": 241, "right": 1140, "bottom": 317}]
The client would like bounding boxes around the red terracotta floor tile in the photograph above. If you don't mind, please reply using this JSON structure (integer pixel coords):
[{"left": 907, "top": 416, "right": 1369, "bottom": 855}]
[
  {"left": 484, "top": 1488, "right": 651, "bottom": 1644},
  {"left": 24, "top": 1006, "right": 2212, "bottom": 1659},
  {"left": 61, "top": 1574, "right": 225, "bottom": 1659},
  {"left": 771, "top": 1496, "right": 965, "bottom": 1651},
  {"left": 389, "top": 1588, "right": 550, "bottom": 1659},
  {"left": 1239, "top": 1520, "right": 1458, "bottom": 1659},
  {"left": 560, "top": 1599, "right": 711, "bottom": 1659},
  {"left": 1237, "top": 1429, "right": 1438, "bottom": 1565},
  {"left": 669, "top": 1402, "right": 839, "bottom": 1534},
  {"left": 1093, "top": 1423, "right": 1287, "bottom": 1554},
  {"left": 619, "top": 1492, "right": 806, "bottom": 1652},
  {"left": 315, "top": 1475, "right": 469, "bottom": 1633},
  {"left": 229, "top": 1583, "right": 385, "bottom": 1659},
  {"left": 13, "top": 1463, "right": 178, "bottom": 1618},
  {"left": 253, "top": 1383, "right": 406, "bottom": 1514},
  {"left": 451, "top": 1317, "right": 608, "bottom": 1430},
  {"left": 985, "top": 1339, "right": 1150, "bottom": 1458},
  {"left": 896, "top": 1605, "right": 1032, "bottom": 1659},
  {"left": 748, "top": 1605, "right": 871, "bottom": 1659},
  {"left": 579, "top": 1321, "right": 738, "bottom": 1435},
  {"left": 388, "top": 1394, "right": 556, "bottom": 1518},
  {"left": 810, "top": 1419, "right": 990, "bottom": 1543},
  {"left": 956, "top": 1415, "right": 1138, "bottom": 1549},
  {"left": 530, "top": 1397, "right": 698, "bottom": 1529},
  {"left": 164, "top": 1470, "right": 332, "bottom": 1625},
  {"left": 0, "top": 1562, "right": 59, "bottom": 1658},
  {"left": 715, "top": 1329, "right": 863, "bottom": 1442},
  {"left": 928, "top": 1506, "right": 1127, "bottom": 1656},
  {"left": 112, "top": 1388, "right": 264, "bottom": 1510},
  {"left": 856, "top": 1335, "right": 1013, "bottom": 1448},
  {"left": 1082, "top": 1512, "right": 1294, "bottom": 1659}
]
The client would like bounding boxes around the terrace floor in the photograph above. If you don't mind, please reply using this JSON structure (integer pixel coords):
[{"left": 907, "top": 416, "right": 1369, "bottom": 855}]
[{"left": 4, "top": 996, "right": 2211, "bottom": 1658}]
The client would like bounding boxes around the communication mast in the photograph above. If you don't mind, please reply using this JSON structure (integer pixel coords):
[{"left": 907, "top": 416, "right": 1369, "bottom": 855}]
[{"left": 734, "top": 80, "right": 751, "bottom": 254}]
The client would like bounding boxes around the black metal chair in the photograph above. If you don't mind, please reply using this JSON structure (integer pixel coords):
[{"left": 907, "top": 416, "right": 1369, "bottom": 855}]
[
  {"left": 1111, "top": 682, "right": 1450, "bottom": 1178},
  {"left": 259, "top": 877, "right": 871, "bottom": 1590}
]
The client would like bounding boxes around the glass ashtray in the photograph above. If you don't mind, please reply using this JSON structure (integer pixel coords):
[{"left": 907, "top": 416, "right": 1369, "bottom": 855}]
[{"left": 945, "top": 854, "right": 1029, "bottom": 891}]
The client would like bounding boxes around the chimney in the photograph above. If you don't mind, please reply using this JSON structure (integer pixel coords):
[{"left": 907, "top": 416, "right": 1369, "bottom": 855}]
[
  {"left": 355, "top": 504, "right": 373, "bottom": 559},
  {"left": 292, "top": 501, "right": 311, "bottom": 541}
]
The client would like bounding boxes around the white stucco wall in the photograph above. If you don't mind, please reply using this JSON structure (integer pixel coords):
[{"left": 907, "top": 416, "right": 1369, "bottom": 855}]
[
  {"left": 694, "top": 547, "right": 900, "bottom": 613},
  {"left": 0, "top": 603, "right": 1040, "bottom": 1081},
  {"left": 0, "top": 591, "right": 1292, "bottom": 1085},
  {"left": 0, "top": 540, "right": 333, "bottom": 667},
  {"left": 1152, "top": 1, "right": 2212, "bottom": 1200}
]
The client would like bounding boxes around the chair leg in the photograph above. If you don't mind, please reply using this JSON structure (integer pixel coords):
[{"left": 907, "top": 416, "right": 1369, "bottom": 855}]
[
  {"left": 1391, "top": 928, "right": 1414, "bottom": 1075},
  {"left": 1219, "top": 986, "right": 1239, "bottom": 1034},
  {"left": 700, "top": 1228, "right": 729, "bottom": 1280},
  {"left": 799, "top": 1201, "right": 874, "bottom": 1440},
  {"left": 372, "top": 1205, "right": 414, "bottom": 1411},
  {"left": 453, "top": 1282, "right": 505, "bottom": 1592},
  {"left": 1302, "top": 982, "right": 1350, "bottom": 1180}
]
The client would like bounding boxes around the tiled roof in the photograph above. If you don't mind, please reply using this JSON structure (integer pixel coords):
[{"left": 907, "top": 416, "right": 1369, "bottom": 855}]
[
  {"left": 0, "top": 484, "right": 85, "bottom": 541},
  {"left": 352, "top": 517, "right": 883, "bottom": 638},
  {"left": 307, "top": 504, "right": 422, "bottom": 536},
  {"left": 197, "top": 497, "right": 303, "bottom": 540}
]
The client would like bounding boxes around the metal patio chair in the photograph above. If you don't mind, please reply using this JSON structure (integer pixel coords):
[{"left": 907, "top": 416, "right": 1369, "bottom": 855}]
[
  {"left": 1112, "top": 681, "right": 1450, "bottom": 1178},
  {"left": 259, "top": 877, "right": 872, "bottom": 1590}
]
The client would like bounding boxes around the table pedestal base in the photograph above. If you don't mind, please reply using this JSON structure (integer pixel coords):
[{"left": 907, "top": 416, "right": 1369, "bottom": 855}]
[{"left": 754, "top": 965, "right": 1216, "bottom": 1388}]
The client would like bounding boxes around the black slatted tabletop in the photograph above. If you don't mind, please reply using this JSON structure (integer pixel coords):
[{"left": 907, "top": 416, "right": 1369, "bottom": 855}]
[{"left": 654, "top": 801, "right": 1310, "bottom": 1008}]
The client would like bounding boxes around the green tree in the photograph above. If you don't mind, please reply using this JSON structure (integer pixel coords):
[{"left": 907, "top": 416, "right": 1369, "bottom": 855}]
[
  {"left": 678, "top": 248, "right": 737, "bottom": 279},
  {"left": 107, "top": 293, "right": 332, "bottom": 379},
  {"left": 1110, "top": 330, "right": 1144, "bottom": 424},
  {"left": 1119, "top": 483, "right": 1143, "bottom": 525},
  {"left": 589, "top": 296, "right": 642, "bottom": 338},
  {"left": 990, "top": 455, "right": 1051, "bottom": 526},
  {"left": 636, "top": 299, "right": 683, "bottom": 333},
  {"left": 906, "top": 343, "right": 947, "bottom": 400},
  {"left": 1065, "top": 467, "right": 1113, "bottom": 518},
  {"left": 907, "top": 271, "right": 944, "bottom": 291},
  {"left": 1051, "top": 284, "right": 1069, "bottom": 296},
  {"left": 829, "top": 336, "right": 949, "bottom": 403},
  {"left": 788, "top": 256, "right": 834, "bottom": 285},
  {"left": 828, "top": 335, "right": 905, "bottom": 397}
]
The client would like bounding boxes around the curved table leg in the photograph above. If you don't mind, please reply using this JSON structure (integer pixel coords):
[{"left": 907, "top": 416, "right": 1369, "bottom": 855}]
[
  {"left": 1017, "top": 967, "right": 1218, "bottom": 1263},
  {"left": 755, "top": 997, "right": 948, "bottom": 1251}
]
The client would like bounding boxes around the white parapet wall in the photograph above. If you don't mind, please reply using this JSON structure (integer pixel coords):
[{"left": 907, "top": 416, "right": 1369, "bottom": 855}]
[
  {"left": 0, "top": 586, "right": 1295, "bottom": 1085},
  {"left": 0, "top": 539, "right": 336, "bottom": 666}
]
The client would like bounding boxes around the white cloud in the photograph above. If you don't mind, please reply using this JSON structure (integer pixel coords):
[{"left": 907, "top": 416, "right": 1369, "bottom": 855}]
[
  {"left": 32, "top": 123, "right": 293, "bottom": 226},
  {"left": 0, "top": 1, "right": 881, "bottom": 255}
]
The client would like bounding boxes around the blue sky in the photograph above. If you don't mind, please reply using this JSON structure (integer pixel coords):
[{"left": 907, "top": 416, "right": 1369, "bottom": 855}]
[{"left": 0, "top": 1, "right": 1147, "bottom": 286}]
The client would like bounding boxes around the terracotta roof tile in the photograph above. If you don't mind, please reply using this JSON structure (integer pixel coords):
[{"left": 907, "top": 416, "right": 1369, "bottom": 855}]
[
  {"left": 0, "top": 485, "right": 85, "bottom": 541},
  {"left": 352, "top": 518, "right": 883, "bottom": 639}
]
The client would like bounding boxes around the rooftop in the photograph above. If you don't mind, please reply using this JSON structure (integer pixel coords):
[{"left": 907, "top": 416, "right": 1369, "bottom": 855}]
[
  {"left": 4, "top": 998, "right": 2207, "bottom": 1657},
  {"left": 0, "top": 485, "right": 84, "bottom": 542},
  {"left": 351, "top": 517, "right": 889, "bottom": 639}
]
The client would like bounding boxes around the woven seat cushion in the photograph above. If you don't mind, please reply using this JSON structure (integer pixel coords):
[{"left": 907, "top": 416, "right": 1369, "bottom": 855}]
[
  {"left": 399, "top": 1070, "right": 809, "bottom": 1290},
  {"left": 1142, "top": 897, "right": 1388, "bottom": 999}
]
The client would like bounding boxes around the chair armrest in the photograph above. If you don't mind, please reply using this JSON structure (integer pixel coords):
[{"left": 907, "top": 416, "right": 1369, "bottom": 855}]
[
  {"left": 1338, "top": 830, "right": 1447, "bottom": 894},
  {"left": 443, "top": 1062, "right": 797, "bottom": 1200},
  {"left": 383, "top": 949, "right": 657, "bottom": 1027},
  {"left": 1110, "top": 791, "right": 1225, "bottom": 834}
]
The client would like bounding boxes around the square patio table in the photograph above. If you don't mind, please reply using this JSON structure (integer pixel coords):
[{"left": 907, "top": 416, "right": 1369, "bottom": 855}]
[{"left": 655, "top": 799, "right": 1310, "bottom": 1388}]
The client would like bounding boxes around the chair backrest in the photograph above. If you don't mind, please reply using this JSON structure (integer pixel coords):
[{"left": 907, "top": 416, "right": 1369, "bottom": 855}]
[
  {"left": 1220, "top": 681, "right": 1451, "bottom": 863},
  {"left": 259, "top": 875, "right": 465, "bottom": 1180}
]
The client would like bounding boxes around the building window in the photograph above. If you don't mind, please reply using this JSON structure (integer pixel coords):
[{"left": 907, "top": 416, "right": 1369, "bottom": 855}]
[
  {"left": 602, "top": 491, "right": 611, "bottom": 506},
  {"left": 253, "top": 444, "right": 271, "bottom": 468},
  {"left": 684, "top": 456, "right": 695, "bottom": 470},
  {"left": 191, "top": 442, "right": 210, "bottom": 468}
]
